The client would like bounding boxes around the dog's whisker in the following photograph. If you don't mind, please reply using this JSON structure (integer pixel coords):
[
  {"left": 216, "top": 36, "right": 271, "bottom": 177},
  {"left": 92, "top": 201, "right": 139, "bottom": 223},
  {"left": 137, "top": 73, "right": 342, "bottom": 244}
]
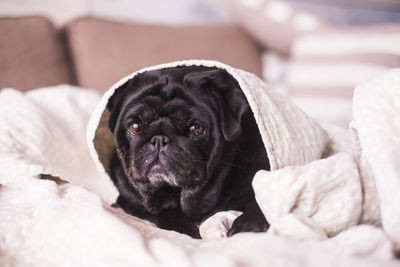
[
  {"left": 191, "top": 159, "right": 207, "bottom": 163},
  {"left": 192, "top": 158, "right": 244, "bottom": 169},
  {"left": 217, "top": 160, "right": 245, "bottom": 170}
]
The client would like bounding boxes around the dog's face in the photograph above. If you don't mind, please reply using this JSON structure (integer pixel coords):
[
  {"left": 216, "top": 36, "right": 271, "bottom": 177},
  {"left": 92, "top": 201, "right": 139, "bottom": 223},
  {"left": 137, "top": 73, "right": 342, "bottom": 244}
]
[{"left": 107, "top": 66, "right": 250, "bottom": 218}]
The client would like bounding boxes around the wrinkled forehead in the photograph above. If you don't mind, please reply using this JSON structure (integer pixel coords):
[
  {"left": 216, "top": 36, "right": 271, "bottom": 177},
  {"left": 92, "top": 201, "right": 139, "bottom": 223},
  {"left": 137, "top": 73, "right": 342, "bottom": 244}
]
[{"left": 118, "top": 71, "right": 216, "bottom": 122}]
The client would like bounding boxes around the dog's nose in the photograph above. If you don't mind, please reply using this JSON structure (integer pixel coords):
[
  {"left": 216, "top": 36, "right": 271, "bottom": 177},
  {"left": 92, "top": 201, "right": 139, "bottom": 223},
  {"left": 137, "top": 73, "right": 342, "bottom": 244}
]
[{"left": 150, "top": 135, "right": 169, "bottom": 150}]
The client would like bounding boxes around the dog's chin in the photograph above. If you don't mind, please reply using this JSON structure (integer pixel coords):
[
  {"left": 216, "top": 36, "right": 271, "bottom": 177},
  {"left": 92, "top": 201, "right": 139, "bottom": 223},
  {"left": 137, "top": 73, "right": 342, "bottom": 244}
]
[
  {"left": 147, "top": 164, "right": 179, "bottom": 188},
  {"left": 139, "top": 162, "right": 206, "bottom": 189}
]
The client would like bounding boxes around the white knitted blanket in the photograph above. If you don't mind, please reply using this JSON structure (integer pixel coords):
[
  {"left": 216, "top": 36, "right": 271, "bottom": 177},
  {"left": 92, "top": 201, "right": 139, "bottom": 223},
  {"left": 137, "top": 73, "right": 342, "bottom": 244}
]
[{"left": 0, "top": 62, "right": 399, "bottom": 266}]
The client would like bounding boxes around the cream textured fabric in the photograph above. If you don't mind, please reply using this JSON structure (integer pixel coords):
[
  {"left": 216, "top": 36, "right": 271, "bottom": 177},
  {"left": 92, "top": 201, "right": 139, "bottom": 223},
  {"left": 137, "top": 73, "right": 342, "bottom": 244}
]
[
  {"left": 351, "top": 69, "right": 400, "bottom": 246},
  {"left": 1, "top": 64, "right": 400, "bottom": 266},
  {"left": 0, "top": 86, "right": 113, "bottom": 201},
  {"left": 253, "top": 152, "right": 362, "bottom": 239}
]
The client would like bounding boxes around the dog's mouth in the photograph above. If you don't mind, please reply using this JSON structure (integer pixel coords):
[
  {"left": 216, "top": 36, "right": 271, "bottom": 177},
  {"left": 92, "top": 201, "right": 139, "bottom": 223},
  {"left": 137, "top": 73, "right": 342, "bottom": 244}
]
[{"left": 138, "top": 153, "right": 206, "bottom": 189}]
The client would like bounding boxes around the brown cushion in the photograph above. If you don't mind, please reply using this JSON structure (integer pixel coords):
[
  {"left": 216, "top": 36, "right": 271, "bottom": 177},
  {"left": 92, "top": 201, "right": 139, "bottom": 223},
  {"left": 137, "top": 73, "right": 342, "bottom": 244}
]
[
  {"left": 65, "top": 17, "right": 262, "bottom": 92},
  {"left": 0, "top": 16, "right": 74, "bottom": 91}
]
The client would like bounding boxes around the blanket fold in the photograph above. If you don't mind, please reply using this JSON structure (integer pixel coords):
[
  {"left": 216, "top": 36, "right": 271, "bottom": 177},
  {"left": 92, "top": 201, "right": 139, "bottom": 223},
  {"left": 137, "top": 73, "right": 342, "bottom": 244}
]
[
  {"left": 254, "top": 152, "right": 362, "bottom": 239},
  {"left": 351, "top": 69, "right": 400, "bottom": 246}
]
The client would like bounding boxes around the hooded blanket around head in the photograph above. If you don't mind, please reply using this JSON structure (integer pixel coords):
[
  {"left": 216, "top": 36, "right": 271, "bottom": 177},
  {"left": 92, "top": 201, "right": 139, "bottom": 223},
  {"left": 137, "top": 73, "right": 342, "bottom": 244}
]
[
  {"left": 1, "top": 61, "right": 400, "bottom": 266},
  {"left": 87, "top": 60, "right": 329, "bottom": 205}
]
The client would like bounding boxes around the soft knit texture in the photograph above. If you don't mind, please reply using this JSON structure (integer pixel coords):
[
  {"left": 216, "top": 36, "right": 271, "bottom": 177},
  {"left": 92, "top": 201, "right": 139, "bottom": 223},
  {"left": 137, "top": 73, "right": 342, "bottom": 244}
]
[{"left": 0, "top": 62, "right": 399, "bottom": 266}]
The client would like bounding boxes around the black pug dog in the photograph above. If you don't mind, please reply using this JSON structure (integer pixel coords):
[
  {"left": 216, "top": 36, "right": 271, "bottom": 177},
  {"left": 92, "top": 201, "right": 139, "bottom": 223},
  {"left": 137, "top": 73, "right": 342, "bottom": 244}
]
[{"left": 107, "top": 66, "right": 270, "bottom": 238}]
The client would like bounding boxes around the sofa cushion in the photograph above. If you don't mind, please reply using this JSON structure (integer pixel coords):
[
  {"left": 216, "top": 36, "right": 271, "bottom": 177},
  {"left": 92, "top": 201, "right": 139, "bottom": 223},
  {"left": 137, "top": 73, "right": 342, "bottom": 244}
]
[
  {"left": 0, "top": 16, "right": 74, "bottom": 91},
  {"left": 65, "top": 17, "right": 262, "bottom": 92}
]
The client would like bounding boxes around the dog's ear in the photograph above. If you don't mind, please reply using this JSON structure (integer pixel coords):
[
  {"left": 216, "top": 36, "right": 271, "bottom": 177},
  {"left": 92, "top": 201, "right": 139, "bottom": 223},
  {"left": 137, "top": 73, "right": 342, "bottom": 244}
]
[{"left": 184, "top": 69, "right": 249, "bottom": 142}]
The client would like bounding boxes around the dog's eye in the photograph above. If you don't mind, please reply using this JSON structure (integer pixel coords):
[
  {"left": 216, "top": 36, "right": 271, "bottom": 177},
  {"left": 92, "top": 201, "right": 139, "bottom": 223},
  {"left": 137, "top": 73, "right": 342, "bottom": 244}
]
[
  {"left": 189, "top": 124, "right": 205, "bottom": 137},
  {"left": 128, "top": 122, "right": 141, "bottom": 136}
]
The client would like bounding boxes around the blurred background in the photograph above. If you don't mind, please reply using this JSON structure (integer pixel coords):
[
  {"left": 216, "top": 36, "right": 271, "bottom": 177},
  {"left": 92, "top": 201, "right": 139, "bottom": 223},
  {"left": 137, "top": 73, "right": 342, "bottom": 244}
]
[
  {"left": 1, "top": 0, "right": 399, "bottom": 126},
  {"left": 0, "top": 0, "right": 232, "bottom": 26},
  {"left": 1, "top": 0, "right": 400, "bottom": 26}
]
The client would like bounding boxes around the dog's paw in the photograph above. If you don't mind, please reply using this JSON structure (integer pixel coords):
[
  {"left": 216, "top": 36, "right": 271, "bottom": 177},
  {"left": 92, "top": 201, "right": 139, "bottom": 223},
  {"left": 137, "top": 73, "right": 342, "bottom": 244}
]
[
  {"left": 163, "top": 220, "right": 200, "bottom": 239},
  {"left": 181, "top": 223, "right": 201, "bottom": 239},
  {"left": 155, "top": 208, "right": 201, "bottom": 239},
  {"left": 227, "top": 212, "right": 269, "bottom": 236}
]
